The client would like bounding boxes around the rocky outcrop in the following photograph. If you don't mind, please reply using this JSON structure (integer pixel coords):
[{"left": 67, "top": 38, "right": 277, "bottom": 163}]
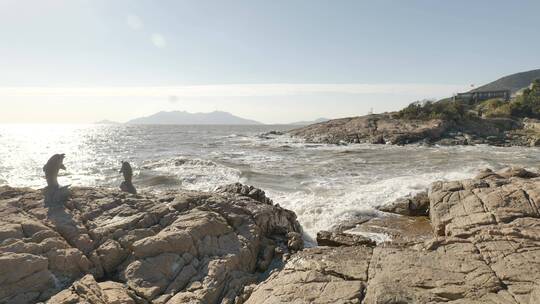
[
  {"left": 4, "top": 167, "right": 540, "bottom": 303},
  {"left": 215, "top": 183, "right": 273, "bottom": 205},
  {"left": 378, "top": 190, "right": 429, "bottom": 216},
  {"left": 289, "top": 114, "right": 540, "bottom": 146},
  {"left": 247, "top": 167, "right": 540, "bottom": 303},
  {"left": 0, "top": 184, "right": 301, "bottom": 304},
  {"left": 289, "top": 114, "right": 450, "bottom": 145}
]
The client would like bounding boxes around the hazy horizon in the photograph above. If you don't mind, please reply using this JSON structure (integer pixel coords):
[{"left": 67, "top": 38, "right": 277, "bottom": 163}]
[{"left": 1, "top": 0, "right": 539, "bottom": 123}]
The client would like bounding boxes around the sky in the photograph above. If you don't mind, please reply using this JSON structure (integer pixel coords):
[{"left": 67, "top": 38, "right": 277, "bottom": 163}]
[{"left": 0, "top": 0, "right": 539, "bottom": 124}]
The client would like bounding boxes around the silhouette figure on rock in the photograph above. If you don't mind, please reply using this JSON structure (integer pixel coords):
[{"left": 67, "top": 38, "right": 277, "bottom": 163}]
[
  {"left": 43, "top": 153, "right": 70, "bottom": 204},
  {"left": 119, "top": 161, "right": 137, "bottom": 194}
]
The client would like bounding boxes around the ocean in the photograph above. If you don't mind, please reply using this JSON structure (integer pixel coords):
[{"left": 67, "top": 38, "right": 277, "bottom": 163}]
[{"left": 1, "top": 124, "right": 540, "bottom": 241}]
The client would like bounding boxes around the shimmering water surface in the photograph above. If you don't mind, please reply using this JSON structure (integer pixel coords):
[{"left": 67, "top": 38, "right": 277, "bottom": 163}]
[{"left": 2, "top": 124, "right": 540, "bottom": 239}]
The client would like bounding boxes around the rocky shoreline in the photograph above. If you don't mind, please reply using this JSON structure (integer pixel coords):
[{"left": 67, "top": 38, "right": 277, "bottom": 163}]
[
  {"left": 2, "top": 167, "right": 540, "bottom": 303},
  {"left": 246, "top": 167, "right": 540, "bottom": 303},
  {"left": 0, "top": 184, "right": 302, "bottom": 304},
  {"left": 288, "top": 114, "right": 540, "bottom": 147}
]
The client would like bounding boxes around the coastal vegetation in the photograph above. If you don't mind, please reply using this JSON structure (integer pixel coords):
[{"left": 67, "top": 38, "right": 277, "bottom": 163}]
[
  {"left": 397, "top": 79, "right": 540, "bottom": 121},
  {"left": 394, "top": 99, "right": 466, "bottom": 121}
]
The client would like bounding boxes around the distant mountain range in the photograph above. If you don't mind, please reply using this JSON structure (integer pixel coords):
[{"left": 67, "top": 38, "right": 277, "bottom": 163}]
[
  {"left": 94, "top": 119, "right": 120, "bottom": 125},
  {"left": 126, "top": 111, "right": 262, "bottom": 125},
  {"left": 471, "top": 68, "right": 540, "bottom": 94},
  {"left": 288, "top": 118, "right": 330, "bottom": 126}
]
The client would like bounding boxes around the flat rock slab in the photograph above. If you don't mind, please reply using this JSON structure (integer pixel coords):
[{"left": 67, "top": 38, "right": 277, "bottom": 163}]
[
  {"left": 245, "top": 246, "right": 372, "bottom": 304},
  {"left": 428, "top": 168, "right": 540, "bottom": 303},
  {"left": 364, "top": 240, "right": 511, "bottom": 303},
  {"left": 343, "top": 215, "right": 433, "bottom": 243}
]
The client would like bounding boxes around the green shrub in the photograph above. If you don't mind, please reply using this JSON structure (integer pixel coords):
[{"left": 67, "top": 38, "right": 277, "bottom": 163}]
[
  {"left": 477, "top": 98, "right": 511, "bottom": 117},
  {"left": 396, "top": 99, "right": 465, "bottom": 121}
]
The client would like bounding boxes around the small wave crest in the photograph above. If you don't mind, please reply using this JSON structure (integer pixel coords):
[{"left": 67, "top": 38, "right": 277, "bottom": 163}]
[
  {"left": 138, "top": 174, "right": 182, "bottom": 187},
  {"left": 141, "top": 156, "right": 241, "bottom": 191}
]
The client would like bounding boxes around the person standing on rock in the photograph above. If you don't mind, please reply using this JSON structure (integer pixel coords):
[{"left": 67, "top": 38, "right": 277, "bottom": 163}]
[
  {"left": 43, "top": 153, "right": 70, "bottom": 204},
  {"left": 119, "top": 161, "right": 137, "bottom": 194}
]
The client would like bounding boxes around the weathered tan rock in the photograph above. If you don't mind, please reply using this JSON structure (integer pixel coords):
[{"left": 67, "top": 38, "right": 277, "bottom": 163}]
[
  {"left": 364, "top": 240, "right": 507, "bottom": 303},
  {"left": 246, "top": 246, "right": 372, "bottom": 304},
  {"left": 0, "top": 252, "right": 56, "bottom": 303},
  {"left": 0, "top": 184, "right": 301, "bottom": 304},
  {"left": 425, "top": 167, "right": 540, "bottom": 303},
  {"left": 46, "top": 275, "right": 145, "bottom": 304}
]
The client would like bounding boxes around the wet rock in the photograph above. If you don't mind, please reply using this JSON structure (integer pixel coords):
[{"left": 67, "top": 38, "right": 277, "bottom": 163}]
[
  {"left": 339, "top": 215, "right": 433, "bottom": 244},
  {"left": 378, "top": 191, "right": 430, "bottom": 216},
  {"left": 286, "top": 232, "right": 304, "bottom": 252},
  {"left": 316, "top": 230, "right": 376, "bottom": 247},
  {"left": 215, "top": 182, "right": 273, "bottom": 204},
  {"left": 0, "top": 185, "right": 301, "bottom": 303}
]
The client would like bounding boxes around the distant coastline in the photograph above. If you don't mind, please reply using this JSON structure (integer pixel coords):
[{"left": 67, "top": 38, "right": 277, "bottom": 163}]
[{"left": 290, "top": 69, "right": 540, "bottom": 147}]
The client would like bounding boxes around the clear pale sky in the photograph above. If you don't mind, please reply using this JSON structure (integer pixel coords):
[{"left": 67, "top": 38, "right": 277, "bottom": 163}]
[{"left": 1, "top": 0, "right": 539, "bottom": 124}]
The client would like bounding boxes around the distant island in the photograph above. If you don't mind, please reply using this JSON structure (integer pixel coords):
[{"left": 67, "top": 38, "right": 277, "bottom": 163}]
[
  {"left": 288, "top": 118, "right": 330, "bottom": 126},
  {"left": 126, "top": 110, "right": 262, "bottom": 125},
  {"left": 291, "top": 69, "right": 540, "bottom": 147},
  {"left": 94, "top": 119, "right": 120, "bottom": 125}
]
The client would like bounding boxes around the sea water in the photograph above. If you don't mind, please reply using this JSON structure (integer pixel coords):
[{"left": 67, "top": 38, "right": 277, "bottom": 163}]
[{"left": 1, "top": 124, "right": 540, "bottom": 239}]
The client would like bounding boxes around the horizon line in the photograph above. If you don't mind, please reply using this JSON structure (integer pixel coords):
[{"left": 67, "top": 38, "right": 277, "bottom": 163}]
[{"left": 0, "top": 83, "right": 468, "bottom": 98}]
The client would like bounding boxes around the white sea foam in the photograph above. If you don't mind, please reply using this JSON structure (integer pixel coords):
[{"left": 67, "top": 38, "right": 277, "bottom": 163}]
[
  {"left": 141, "top": 157, "right": 241, "bottom": 191},
  {"left": 267, "top": 166, "right": 479, "bottom": 239}
]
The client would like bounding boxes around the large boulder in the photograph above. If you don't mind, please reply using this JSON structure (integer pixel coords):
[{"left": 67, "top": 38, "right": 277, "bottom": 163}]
[
  {"left": 0, "top": 185, "right": 301, "bottom": 304},
  {"left": 378, "top": 190, "right": 430, "bottom": 216}
]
